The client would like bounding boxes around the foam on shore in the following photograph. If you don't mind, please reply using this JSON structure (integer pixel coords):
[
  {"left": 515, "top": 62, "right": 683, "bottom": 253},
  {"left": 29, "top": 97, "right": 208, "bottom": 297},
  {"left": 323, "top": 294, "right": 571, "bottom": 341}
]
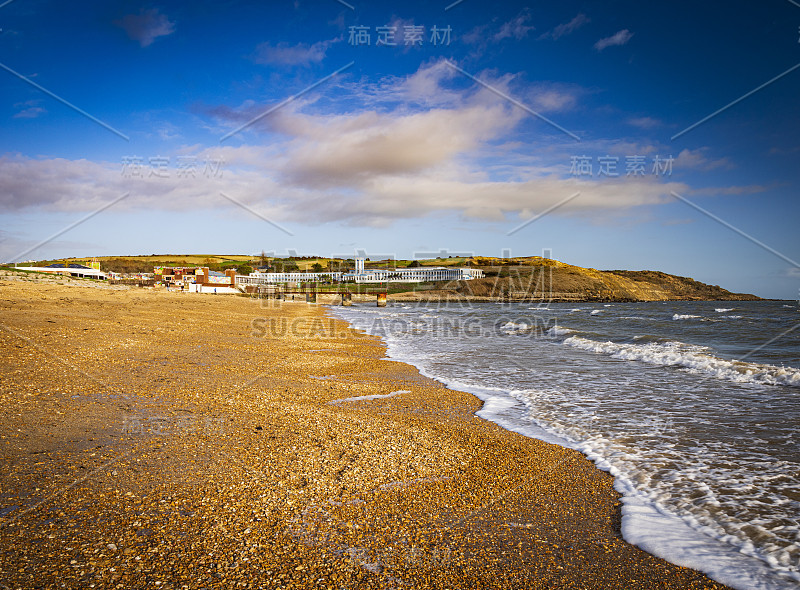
[
  {"left": 328, "top": 390, "right": 410, "bottom": 405},
  {"left": 394, "top": 367, "right": 800, "bottom": 590}
]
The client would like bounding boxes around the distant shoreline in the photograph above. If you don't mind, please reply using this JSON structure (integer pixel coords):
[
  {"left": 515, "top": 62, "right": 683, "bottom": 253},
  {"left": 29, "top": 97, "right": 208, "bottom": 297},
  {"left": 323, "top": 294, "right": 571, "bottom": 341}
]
[{"left": 388, "top": 292, "right": 763, "bottom": 303}]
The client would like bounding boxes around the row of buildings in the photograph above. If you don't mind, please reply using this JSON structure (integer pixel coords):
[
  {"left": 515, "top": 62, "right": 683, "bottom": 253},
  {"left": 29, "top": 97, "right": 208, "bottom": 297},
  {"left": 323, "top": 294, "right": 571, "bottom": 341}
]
[
  {"left": 10, "top": 258, "right": 484, "bottom": 288},
  {"left": 237, "top": 259, "right": 483, "bottom": 286}
]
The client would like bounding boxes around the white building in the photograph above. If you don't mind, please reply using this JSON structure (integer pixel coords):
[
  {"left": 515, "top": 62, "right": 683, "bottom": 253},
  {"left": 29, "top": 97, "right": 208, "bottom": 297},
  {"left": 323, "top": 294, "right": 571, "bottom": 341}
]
[
  {"left": 13, "top": 264, "right": 107, "bottom": 280},
  {"left": 237, "top": 271, "right": 344, "bottom": 285},
  {"left": 348, "top": 266, "right": 483, "bottom": 283},
  {"left": 236, "top": 265, "right": 483, "bottom": 286}
]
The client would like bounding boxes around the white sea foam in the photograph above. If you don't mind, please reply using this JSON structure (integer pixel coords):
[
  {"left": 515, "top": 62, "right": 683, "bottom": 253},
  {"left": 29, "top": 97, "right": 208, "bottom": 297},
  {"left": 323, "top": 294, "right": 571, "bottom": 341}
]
[
  {"left": 499, "top": 321, "right": 536, "bottom": 334},
  {"left": 563, "top": 336, "right": 800, "bottom": 387},
  {"left": 328, "top": 390, "right": 410, "bottom": 404},
  {"left": 716, "top": 308, "right": 735, "bottom": 313},
  {"left": 673, "top": 314, "right": 702, "bottom": 320},
  {"left": 614, "top": 485, "right": 798, "bottom": 590},
  {"left": 417, "top": 371, "right": 800, "bottom": 590},
  {"left": 547, "top": 325, "right": 574, "bottom": 337},
  {"left": 591, "top": 309, "right": 601, "bottom": 315}
]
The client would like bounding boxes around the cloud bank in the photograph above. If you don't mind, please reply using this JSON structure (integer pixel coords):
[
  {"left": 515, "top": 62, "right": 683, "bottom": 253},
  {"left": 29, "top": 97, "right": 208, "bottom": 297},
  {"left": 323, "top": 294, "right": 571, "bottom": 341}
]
[{"left": 2, "top": 61, "right": 749, "bottom": 229}]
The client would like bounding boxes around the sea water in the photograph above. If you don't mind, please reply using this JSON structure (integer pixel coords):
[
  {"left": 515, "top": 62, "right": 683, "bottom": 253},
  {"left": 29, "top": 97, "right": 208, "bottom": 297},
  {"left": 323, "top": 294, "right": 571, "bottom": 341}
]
[{"left": 330, "top": 300, "right": 800, "bottom": 590}]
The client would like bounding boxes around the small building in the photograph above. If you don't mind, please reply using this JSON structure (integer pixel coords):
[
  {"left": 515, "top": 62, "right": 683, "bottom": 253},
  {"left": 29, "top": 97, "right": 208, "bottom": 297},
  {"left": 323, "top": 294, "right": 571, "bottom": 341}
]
[
  {"left": 193, "top": 267, "right": 236, "bottom": 288},
  {"left": 14, "top": 263, "right": 107, "bottom": 280},
  {"left": 154, "top": 266, "right": 201, "bottom": 286}
]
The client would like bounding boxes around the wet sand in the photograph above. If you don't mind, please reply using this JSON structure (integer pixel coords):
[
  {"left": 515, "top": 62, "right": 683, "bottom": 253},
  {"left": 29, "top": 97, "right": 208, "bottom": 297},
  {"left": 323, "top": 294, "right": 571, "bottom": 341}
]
[{"left": 0, "top": 277, "right": 731, "bottom": 589}]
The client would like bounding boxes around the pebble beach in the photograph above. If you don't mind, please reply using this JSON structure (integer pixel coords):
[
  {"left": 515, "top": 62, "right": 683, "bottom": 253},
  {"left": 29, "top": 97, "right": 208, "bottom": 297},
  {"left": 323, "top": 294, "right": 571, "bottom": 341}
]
[{"left": 0, "top": 276, "right": 732, "bottom": 589}]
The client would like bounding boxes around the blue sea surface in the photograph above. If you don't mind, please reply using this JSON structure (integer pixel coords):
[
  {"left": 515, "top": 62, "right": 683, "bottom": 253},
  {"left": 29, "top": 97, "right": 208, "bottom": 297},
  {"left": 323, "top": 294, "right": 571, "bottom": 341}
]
[{"left": 331, "top": 300, "right": 800, "bottom": 590}]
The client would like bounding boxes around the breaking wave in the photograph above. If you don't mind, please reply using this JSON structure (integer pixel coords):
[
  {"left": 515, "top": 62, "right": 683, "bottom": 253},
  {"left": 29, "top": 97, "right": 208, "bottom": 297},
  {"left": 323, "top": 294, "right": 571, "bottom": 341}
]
[{"left": 563, "top": 336, "right": 800, "bottom": 387}]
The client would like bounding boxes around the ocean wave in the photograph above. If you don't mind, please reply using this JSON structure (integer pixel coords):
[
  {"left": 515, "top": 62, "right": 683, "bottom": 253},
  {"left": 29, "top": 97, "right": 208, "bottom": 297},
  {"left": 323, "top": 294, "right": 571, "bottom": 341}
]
[
  {"left": 547, "top": 325, "right": 574, "bottom": 337},
  {"left": 715, "top": 308, "right": 735, "bottom": 313},
  {"left": 499, "top": 321, "right": 537, "bottom": 335},
  {"left": 591, "top": 309, "right": 602, "bottom": 315},
  {"left": 673, "top": 314, "right": 702, "bottom": 320},
  {"left": 563, "top": 336, "right": 800, "bottom": 387}
]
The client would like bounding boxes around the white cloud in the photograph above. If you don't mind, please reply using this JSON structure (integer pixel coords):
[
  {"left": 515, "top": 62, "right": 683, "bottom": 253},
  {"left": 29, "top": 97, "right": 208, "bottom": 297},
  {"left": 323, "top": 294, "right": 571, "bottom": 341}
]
[
  {"left": 1, "top": 147, "right": 752, "bottom": 230},
  {"left": 461, "top": 24, "right": 489, "bottom": 46},
  {"left": 114, "top": 9, "right": 175, "bottom": 47},
  {"left": 346, "top": 175, "right": 690, "bottom": 226},
  {"left": 628, "top": 116, "right": 661, "bottom": 129},
  {"left": 675, "top": 148, "right": 732, "bottom": 171},
  {"left": 693, "top": 185, "right": 767, "bottom": 196},
  {"left": 157, "top": 125, "right": 181, "bottom": 141},
  {"left": 493, "top": 10, "right": 535, "bottom": 42},
  {"left": 3, "top": 61, "right": 753, "bottom": 230},
  {"left": 464, "top": 10, "right": 534, "bottom": 46},
  {"left": 13, "top": 100, "right": 45, "bottom": 119},
  {"left": 526, "top": 83, "right": 581, "bottom": 113},
  {"left": 13, "top": 107, "right": 45, "bottom": 119},
  {"left": 594, "top": 29, "right": 633, "bottom": 51},
  {"left": 0, "top": 149, "right": 300, "bottom": 217},
  {"left": 397, "top": 59, "right": 461, "bottom": 105},
  {"left": 540, "top": 13, "right": 590, "bottom": 41},
  {"left": 252, "top": 40, "right": 334, "bottom": 67}
]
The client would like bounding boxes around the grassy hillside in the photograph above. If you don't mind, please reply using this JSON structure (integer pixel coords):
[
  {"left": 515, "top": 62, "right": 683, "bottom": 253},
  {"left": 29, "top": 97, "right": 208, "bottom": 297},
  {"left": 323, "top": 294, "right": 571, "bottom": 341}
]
[
  {"left": 34, "top": 255, "right": 258, "bottom": 274},
  {"left": 34, "top": 254, "right": 336, "bottom": 274},
  {"left": 448, "top": 258, "right": 760, "bottom": 301}
]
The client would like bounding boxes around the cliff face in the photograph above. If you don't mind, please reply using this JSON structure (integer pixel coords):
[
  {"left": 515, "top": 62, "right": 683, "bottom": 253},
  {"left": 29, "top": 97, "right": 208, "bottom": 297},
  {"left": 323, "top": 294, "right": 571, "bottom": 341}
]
[{"left": 409, "top": 257, "right": 761, "bottom": 302}]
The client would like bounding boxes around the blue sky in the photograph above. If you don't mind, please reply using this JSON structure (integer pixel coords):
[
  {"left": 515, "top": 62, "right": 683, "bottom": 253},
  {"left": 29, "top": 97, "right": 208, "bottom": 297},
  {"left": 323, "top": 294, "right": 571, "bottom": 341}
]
[{"left": 1, "top": 0, "right": 798, "bottom": 298}]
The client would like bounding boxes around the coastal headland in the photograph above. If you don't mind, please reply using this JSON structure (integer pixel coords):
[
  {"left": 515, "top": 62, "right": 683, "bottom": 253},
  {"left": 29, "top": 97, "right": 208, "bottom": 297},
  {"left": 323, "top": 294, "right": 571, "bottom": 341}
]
[
  {"left": 0, "top": 275, "right": 732, "bottom": 588},
  {"left": 24, "top": 254, "right": 761, "bottom": 303}
]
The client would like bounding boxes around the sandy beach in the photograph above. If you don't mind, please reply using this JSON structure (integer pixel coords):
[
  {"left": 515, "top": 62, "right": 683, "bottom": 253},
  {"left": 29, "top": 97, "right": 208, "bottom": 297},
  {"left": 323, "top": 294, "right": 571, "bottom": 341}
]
[{"left": 0, "top": 276, "right": 732, "bottom": 589}]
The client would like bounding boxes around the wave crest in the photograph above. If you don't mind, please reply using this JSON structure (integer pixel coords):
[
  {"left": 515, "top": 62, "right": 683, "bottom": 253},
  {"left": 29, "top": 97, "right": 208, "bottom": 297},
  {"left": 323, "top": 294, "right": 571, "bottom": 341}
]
[{"left": 563, "top": 336, "right": 800, "bottom": 387}]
